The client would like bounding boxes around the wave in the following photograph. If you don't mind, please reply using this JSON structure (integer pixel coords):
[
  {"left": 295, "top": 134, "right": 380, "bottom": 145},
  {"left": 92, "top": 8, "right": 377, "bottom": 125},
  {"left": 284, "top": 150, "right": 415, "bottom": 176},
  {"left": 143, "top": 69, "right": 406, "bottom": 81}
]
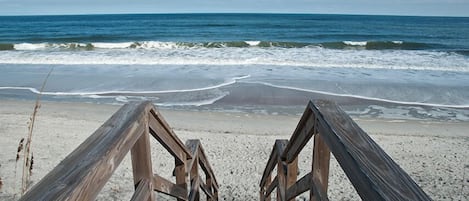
[
  {"left": 0, "top": 40, "right": 448, "bottom": 51},
  {"left": 241, "top": 81, "right": 469, "bottom": 109},
  {"left": 321, "top": 41, "right": 434, "bottom": 50},
  {"left": 0, "top": 75, "right": 250, "bottom": 96}
]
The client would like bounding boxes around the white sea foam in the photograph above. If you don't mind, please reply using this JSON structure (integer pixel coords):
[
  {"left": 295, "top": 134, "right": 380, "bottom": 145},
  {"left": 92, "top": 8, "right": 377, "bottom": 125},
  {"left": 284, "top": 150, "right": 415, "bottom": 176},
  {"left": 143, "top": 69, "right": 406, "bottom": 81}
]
[
  {"left": 156, "top": 92, "right": 229, "bottom": 107},
  {"left": 343, "top": 41, "right": 367, "bottom": 46},
  {"left": 14, "top": 43, "right": 48, "bottom": 50},
  {"left": 245, "top": 41, "right": 261, "bottom": 46},
  {"left": 92, "top": 42, "right": 135, "bottom": 49},
  {"left": 0, "top": 75, "right": 250, "bottom": 96},
  {"left": 1, "top": 46, "right": 468, "bottom": 72}
]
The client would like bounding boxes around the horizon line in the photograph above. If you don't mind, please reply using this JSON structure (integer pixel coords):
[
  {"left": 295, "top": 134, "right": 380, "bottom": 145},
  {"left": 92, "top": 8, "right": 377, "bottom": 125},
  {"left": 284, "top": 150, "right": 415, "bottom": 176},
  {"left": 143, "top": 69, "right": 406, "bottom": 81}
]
[{"left": 1, "top": 11, "right": 468, "bottom": 18}]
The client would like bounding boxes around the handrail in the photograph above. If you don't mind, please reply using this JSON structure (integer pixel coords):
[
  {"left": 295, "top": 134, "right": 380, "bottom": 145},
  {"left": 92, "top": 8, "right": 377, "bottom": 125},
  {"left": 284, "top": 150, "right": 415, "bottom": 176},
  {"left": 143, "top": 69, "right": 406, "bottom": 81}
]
[
  {"left": 260, "top": 100, "right": 431, "bottom": 201},
  {"left": 19, "top": 101, "right": 218, "bottom": 201}
]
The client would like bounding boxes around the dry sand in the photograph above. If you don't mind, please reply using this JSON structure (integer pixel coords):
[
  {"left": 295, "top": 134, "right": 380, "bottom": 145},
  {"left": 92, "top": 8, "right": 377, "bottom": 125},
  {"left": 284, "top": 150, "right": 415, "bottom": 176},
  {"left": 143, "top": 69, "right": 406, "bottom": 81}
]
[{"left": 0, "top": 100, "right": 468, "bottom": 200}]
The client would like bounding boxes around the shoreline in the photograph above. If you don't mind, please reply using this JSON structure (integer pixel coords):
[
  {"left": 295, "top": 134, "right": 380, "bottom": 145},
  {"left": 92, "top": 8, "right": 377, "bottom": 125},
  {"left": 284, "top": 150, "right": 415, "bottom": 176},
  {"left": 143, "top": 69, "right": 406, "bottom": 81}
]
[{"left": 0, "top": 100, "right": 468, "bottom": 200}]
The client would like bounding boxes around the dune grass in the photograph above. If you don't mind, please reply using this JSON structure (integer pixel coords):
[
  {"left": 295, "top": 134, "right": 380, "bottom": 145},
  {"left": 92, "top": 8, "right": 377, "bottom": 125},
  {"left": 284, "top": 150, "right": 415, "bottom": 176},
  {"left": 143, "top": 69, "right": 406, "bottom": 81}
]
[{"left": 16, "top": 67, "right": 54, "bottom": 195}]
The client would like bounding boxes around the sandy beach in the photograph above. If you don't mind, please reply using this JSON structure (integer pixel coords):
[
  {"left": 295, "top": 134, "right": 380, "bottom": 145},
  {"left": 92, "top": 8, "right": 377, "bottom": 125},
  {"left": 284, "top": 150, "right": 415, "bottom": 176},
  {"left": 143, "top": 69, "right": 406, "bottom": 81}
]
[{"left": 0, "top": 100, "right": 468, "bottom": 200}]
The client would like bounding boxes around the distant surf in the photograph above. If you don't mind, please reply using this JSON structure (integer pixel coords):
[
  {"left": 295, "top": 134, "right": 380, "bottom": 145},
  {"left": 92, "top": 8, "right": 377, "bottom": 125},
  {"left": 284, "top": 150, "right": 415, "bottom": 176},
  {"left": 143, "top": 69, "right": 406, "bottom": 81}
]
[{"left": 0, "top": 40, "right": 451, "bottom": 51}]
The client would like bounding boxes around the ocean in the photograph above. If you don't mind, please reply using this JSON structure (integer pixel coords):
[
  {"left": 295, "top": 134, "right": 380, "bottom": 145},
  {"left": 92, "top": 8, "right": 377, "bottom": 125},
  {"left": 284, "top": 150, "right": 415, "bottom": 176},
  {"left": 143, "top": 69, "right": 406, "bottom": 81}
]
[{"left": 0, "top": 14, "right": 468, "bottom": 120}]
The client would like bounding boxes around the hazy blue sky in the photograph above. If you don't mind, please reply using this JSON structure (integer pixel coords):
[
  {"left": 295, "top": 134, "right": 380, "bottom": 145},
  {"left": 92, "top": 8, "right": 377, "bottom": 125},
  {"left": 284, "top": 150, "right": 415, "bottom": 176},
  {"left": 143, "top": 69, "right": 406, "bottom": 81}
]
[{"left": 0, "top": 0, "right": 468, "bottom": 17}]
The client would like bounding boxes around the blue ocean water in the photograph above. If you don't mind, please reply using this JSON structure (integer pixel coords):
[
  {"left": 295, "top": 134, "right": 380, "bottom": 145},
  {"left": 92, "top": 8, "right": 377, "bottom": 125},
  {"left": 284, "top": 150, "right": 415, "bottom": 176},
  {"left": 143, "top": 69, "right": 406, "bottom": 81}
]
[{"left": 0, "top": 14, "right": 469, "bottom": 119}]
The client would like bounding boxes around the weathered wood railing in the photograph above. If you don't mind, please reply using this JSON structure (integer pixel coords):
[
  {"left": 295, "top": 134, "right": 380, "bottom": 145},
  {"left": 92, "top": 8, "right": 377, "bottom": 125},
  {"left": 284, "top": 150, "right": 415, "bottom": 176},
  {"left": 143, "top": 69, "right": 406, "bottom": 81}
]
[
  {"left": 259, "top": 100, "right": 431, "bottom": 201},
  {"left": 18, "top": 101, "right": 218, "bottom": 201}
]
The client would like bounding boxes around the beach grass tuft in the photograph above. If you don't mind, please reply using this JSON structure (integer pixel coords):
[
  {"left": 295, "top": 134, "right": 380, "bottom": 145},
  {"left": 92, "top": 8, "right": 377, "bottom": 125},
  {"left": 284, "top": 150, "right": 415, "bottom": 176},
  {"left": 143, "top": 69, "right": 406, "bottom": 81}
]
[{"left": 19, "top": 67, "right": 54, "bottom": 195}]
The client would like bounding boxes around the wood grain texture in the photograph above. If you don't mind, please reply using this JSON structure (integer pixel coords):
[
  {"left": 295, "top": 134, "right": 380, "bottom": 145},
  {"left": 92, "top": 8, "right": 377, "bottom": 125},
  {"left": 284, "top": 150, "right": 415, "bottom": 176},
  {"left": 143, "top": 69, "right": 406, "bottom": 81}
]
[
  {"left": 185, "top": 139, "right": 219, "bottom": 200},
  {"left": 130, "top": 179, "right": 153, "bottom": 201},
  {"left": 260, "top": 100, "right": 430, "bottom": 201},
  {"left": 286, "top": 173, "right": 311, "bottom": 201},
  {"left": 311, "top": 134, "right": 330, "bottom": 200},
  {"left": 265, "top": 176, "right": 277, "bottom": 200},
  {"left": 286, "top": 157, "right": 298, "bottom": 201},
  {"left": 260, "top": 139, "right": 289, "bottom": 187},
  {"left": 275, "top": 140, "right": 288, "bottom": 201},
  {"left": 282, "top": 107, "right": 316, "bottom": 163},
  {"left": 130, "top": 114, "right": 155, "bottom": 201},
  {"left": 175, "top": 159, "right": 188, "bottom": 201},
  {"left": 148, "top": 115, "right": 187, "bottom": 164},
  {"left": 311, "top": 100, "right": 431, "bottom": 200},
  {"left": 18, "top": 101, "right": 151, "bottom": 201},
  {"left": 153, "top": 174, "right": 187, "bottom": 200}
]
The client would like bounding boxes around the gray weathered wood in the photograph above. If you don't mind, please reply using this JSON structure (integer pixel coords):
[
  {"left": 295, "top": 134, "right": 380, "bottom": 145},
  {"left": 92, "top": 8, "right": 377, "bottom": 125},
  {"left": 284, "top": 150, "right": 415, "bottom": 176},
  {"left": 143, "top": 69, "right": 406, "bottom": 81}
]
[
  {"left": 175, "top": 158, "right": 188, "bottom": 201},
  {"left": 282, "top": 107, "right": 316, "bottom": 163},
  {"left": 275, "top": 140, "right": 288, "bottom": 201},
  {"left": 286, "top": 173, "right": 311, "bottom": 201},
  {"left": 310, "top": 134, "right": 330, "bottom": 200},
  {"left": 310, "top": 176, "right": 329, "bottom": 201},
  {"left": 148, "top": 115, "right": 187, "bottom": 164},
  {"left": 130, "top": 179, "right": 153, "bottom": 201},
  {"left": 265, "top": 176, "right": 277, "bottom": 200},
  {"left": 18, "top": 101, "right": 151, "bottom": 201},
  {"left": 153, "top": 174, "right": 187, "bottom": 200},
  {"left": 286, "top": 157, "right": 298, "bottom": 201},
  {"left": 311, "top": 100, "right": 431, "bottom": 200},
  {"left": 130, "top": 120, "right": 155, "bottom": 201}
]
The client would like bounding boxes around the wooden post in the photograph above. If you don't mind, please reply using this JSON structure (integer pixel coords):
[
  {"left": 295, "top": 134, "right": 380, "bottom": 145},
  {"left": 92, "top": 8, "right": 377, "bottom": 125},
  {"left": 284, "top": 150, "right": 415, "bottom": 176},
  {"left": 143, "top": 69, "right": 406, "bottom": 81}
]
[
  {"left": 206, "top": 176, "right": 213, "bottom": 201},
  {"left": 286, "top": 157, "right": 298, "bottom": 201},
  {"left": 131, "top": 115, "right": 155, "bottom": 201},
  {"left": 310, "top": 134, "right": 330, "bottom": 201},
  {"left": 190, "top": 156, "right": 200, "bottom": 201},
  {"left": 263, "top": 174, "right": 272, "bottom": 201},
  {"left": 277, "top": 160, "right": 287, "bottom": 201},
  {"left": 175, "top": 157, "right": 187, "bottom": 201}
]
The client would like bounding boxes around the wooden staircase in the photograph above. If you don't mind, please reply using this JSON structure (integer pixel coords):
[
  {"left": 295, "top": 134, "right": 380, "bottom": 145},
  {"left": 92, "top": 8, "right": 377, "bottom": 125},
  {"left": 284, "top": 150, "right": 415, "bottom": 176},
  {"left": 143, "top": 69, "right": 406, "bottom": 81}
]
[
  {"left": 18, "top": 100, "right": 432, "bottom": 200},
  {"left": 18, "top": 101, "right": 218, "bottom": 201}
]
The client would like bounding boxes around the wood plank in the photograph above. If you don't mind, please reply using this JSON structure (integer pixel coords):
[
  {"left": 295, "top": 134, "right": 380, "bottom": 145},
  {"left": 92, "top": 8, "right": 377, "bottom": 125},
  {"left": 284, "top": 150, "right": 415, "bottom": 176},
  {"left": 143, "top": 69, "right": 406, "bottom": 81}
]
[
  {"left": 282, "top": 108, "right": 316, "bottom": 163},
  {"left": 185, "top": 140, "right": 200, "bottom": 171},
  {"left": 310, "top": 176, "right": 329, "bottom": 201},
  {"left": 153, "top": 174, "right": 187, "bottom": 200},
  {"left": 187, "top": 140, "right": 200, "bottom": 201},
  {"left": 311, "top": 133, "right": 330, "bottom": 199},
  {"left": 286, "top": 157, "right": 298, "bottom": 201},
  {"left": 148, "top": 115, "right": 187, "bottom": 164},
  {"left": 265, "top": 176, "right": 278, "bottom": 199},
  {"left": 130, "top": 119, "right": 155, "bottom": 201},
  {"left": 275, "top": 140, "right": 288, "bottom": 201},
  {"left": 206, "top": 175, "right": 214, "bottom": 201},
  {"left": 18, "top": 101, "right": 151, "bottom": 201},
  {"left": 196, "top": 143, "right": 219, "bottom": 187},
  {"left": 188, "top": 175, "right": 200, "bottom": 201},
  {"left": 199, "top": 176, "right": 213, "bottom": 199},
  {"left": 260, "top": 139, "right": 288, "bottom": 187},
  {"left": 130, "top": 179, "right": 153, "bottom": 201},
  {"left": 175, "top": 158, "right": 188, "bottom": 201},
  {"left": 286, "top": 173, "right": 311, "bottom": 201},
  {"left": 310, "top": 100, "right": 431, "bottom": 200},
  {"left": 149, "top": 108, "right": 192, "bottom": 158}
]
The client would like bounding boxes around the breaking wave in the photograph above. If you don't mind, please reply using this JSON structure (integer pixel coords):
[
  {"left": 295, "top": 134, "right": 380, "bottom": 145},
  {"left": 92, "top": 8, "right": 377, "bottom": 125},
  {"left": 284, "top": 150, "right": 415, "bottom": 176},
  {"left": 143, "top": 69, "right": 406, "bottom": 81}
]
[{"left": 0, "top": 40, "right": 452, "bottom": 51}]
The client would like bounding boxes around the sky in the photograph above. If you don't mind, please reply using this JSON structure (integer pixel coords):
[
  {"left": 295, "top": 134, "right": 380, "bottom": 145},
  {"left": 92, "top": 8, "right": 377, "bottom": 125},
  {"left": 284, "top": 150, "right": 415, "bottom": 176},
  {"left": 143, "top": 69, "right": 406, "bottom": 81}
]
[{"left": 0, "top": 0, "right": 468, "bottom": 17}]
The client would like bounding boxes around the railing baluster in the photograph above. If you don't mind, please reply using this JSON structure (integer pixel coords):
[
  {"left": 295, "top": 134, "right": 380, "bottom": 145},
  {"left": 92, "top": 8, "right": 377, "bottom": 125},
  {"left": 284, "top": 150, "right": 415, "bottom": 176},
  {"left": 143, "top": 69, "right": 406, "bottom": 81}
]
[
  {"left": 310, "top": 134, "right": 330, "bottom": 200},
  {"left": 130, "top": 114, "right": 155, "bottom": 201}
]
